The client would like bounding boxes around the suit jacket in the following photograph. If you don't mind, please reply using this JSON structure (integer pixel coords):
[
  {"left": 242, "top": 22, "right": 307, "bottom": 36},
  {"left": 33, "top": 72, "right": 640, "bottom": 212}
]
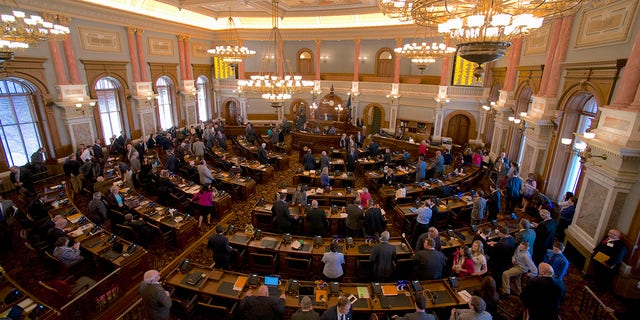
[
  {"left": 303, "top": 153, "right": 316, "bottom": 170},
  {"left": 533, "top": 219, "right": 557, "bottom": 262},
  {"left": 397, "top": 312, "right": 436, "bottom": 320},
  {"left": 273, "top": 200, "right": 295, "bottom": 233},
  {"left": 258, "top": 147, "right": 268, "bottom": 164},
  {"left": 487, "top": 190, "right": 501, "bottom": 215},
  {"left": 307, "top": 208, "right": 329, "bottom": 236},
  {"left": 345, "top": 204, "right": 363, "bottom": 232},
  {"left": 166, "top": 154, "right": 177, "bottom": 172},
  {"left": 139, "top": 282, "right": 172, "bottom": 320},
  {"left": 520, "top": 276, "right": 564, "bottom": 320},
  {"left": 413, "top": 249, "right": 446, "bottom": 280},
  {"left": 592, "top": 238, "right": 627, "bottom": 268},
  {"left": 319, "top": 305, "right": 352, "bottom": 320},
  {"left": 370, "top": 242, "right": 396, "bottom": 278},
  {"left": 239, "top": 296, "right": 285, "bottom": 320},
  {"left": 488, "top": 236, "right": 515, "bottom": 271},
  {"left": 207, "top": 233, "right": 232, "bottom": 268}
]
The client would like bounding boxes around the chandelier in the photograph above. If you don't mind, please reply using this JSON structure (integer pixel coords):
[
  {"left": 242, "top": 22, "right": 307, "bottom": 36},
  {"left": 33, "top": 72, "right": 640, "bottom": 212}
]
[
  {"left": 0, "top": 9, "right": 70, "bottom": 62},
  {"left": 394, "top": 27, "right": 456, "bottom": 73},
  {"left": 208, "top": 15, "right": 255, "bottom": 64},
  {"left": 236, "top": 0, "right": 313, "bottom": 108},
  {"left": 378, "top": 0, "right": 587, "bottom": 78}
]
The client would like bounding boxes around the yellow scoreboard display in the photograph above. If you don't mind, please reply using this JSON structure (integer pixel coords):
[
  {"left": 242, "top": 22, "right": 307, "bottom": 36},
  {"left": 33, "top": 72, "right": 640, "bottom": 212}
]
[
  {"left": 452, "top": 55, "right": 483, "bottom": 87},
  {"left": 213, "top": 57, "right": 235, "bottom": 79}
]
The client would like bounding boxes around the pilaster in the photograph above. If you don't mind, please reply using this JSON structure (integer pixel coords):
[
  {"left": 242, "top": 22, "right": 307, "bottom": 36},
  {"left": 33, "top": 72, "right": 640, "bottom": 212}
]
[
  {"left": 135, "top": 97, "right": 158, "bottom": 137},
  {"left": 179, "top": 80, "right": 198, "bottom": 127}
]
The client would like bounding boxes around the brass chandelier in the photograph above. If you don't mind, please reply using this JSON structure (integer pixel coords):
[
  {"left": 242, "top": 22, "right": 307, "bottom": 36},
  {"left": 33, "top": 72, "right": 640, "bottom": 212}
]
[
  {"left": 378, "top": 0, "right": 588, "bottom": 78},
  {"left": 208, "top": 14, "right": 255, "bottom": 64},
  {"left": 0, "top": 8, "right": 70, "bottom": 62},
  {"left": 236, "top": 0, "right": 313, "bottom": 108},
  {"left": 395, "top": 27, "right": 456, "bottom": 73}
]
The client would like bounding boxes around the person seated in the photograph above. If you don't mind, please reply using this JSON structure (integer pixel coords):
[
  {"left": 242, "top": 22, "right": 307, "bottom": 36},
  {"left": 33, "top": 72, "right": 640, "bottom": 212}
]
[
  {"left": 291, "top": 296, "right": 319, "bottom": 320},
  {"left": 450, "top": 296, "right": 492, "bottom": 320},
  {"left": 391, "top": 294, "right": 435, "bottom": 320},
  {"left": 47, "top": 218, "right": 71, "bottom": 252},
  {"left": 52, "top": 236, "right": 83, "bottom": 266},
  {"left": 106, "top": 185, "right": 128, "bottom": 212}
]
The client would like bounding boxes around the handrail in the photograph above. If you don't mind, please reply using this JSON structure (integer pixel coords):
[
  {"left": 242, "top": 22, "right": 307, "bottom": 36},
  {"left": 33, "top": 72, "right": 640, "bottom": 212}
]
[
  {"left": 59, "top": 267, "right": 123, "bottom": 311},
  {"left": 114, "top": 297, "right": 143, "bottom": 320},
  {"left": 580, "top": 285, "right": 618, "bottom": 320}
]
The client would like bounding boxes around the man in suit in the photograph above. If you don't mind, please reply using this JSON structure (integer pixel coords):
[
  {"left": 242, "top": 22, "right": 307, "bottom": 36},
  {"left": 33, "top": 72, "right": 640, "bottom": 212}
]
[
  {"left": 273, "top": 193, "right": 297, "bottom": 233},
  {"left": 319, "top": 151, "right": 330, "bottom": 170},
  {"left": 258, "top": 143, "right": 269, "bottom": 165},
  {"left": 30, "top": 147, "right": 46, "bottom": 172},
  {"left": 391, "top": 294, "right": 435, "bottom": 320},
  {"left": 320, "top": 295, "right": 352, "bottom": 320},
  {"left": 133, "top": 139, "right": 146, "bottom": 159},
  {"left": 239, "top": 285, "right": 286, "bottom": 320},
  {"left": 345, "top": 198, "right": 363, "bottom": 237},
  {"left": 307, "top": 200, "right": 329, "bottom": 236},
  {"left": 346, "top": 147, "right": 358, "bottom": 172},
  {"left": 486, "top": 184, "right": 501, "bottom": 222},
  {"left": 413, "top": 237, "right": 446, "bottom": 280},
  {"left": 591, "top": 228, "right": 627, "bottom": 290},
  {"left": 0, "top": 195, "right": 16, "bottom": 252},
  {"left": 207, "top": 226, "right": 233, "bottom": 270},
  {"left": 303, "top": 149, "right": 316, "bottom": 170},
  {"left": 531, "top": 209, "right": 557, "bottom": 264},
  {"left": 355, "top": 132, "right": 364, "bottom": 148},
  {"left": 470, "top": 190, "right": 486, "bottom": 226},
  {"left": 520, "top": 263, "right": 564, "bottom": 320},
  {"left": 370, "top": 231, "right": 396, "bottom": 282},
  {"left": 197, "top": 160, "right": 214, "bottom": 185},
  {"left": 139, "top": 270, "right": 172, "bottom": 320},
  {"left": 368, "top": 139, "right": 379, "bottom": 157},
  {"left": 192, "top": 137, "right": 206, "bottom": 159},
  {"left": 245, "top": 122, "right": 257, "bottom": 145},
  {"left": 165, "top": 149, "right": 177, "bottom": 173},
  {"left": 487, "top": 226, "right": 515, "bottom": 290},
  {"left": 10, "top": 165, "right": 34, "bottom": 195}
]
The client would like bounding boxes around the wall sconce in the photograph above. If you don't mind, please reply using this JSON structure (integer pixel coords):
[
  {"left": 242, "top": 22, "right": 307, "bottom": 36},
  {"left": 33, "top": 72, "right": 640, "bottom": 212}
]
[
  {"left": 358, "top": 56, "right": 368, "bottom": 63},
  {"left": 348, "top": 90, "right": 360, "bottom": 97},
  {"left": 320, "top": 56, "right": 329, "bottom": 63},
  {"left": 74, "top": 97, "right": 97, "bottom": 114},
  {"left": 334, "top": 104, "right": 344, "bottom": 122},
  {"left": 561, "top": 133, "right": 607, "bottom": 163},
  {"left": 434, "top": 96, "right": 449, "bottom": 108},
  {"left": 482, "top": 102, "right": 497, "bottom": 118},
  {"left": 508, "top": 111, "right": 533, "bottom": 133}
]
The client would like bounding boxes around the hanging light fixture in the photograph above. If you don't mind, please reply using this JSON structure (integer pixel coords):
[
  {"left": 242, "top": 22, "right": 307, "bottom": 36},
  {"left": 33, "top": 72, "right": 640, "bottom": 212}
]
[
  {"left": 0, "top": 8, "right": 70, "bottom": 63},
  {"left": 236, "top": 0, "right": 314, "bottom": 108},
  {"left": 379, "top": 0, "right": 588, "bottom": 78},
  {"left": 207, "top": 8, "right": 255, "bottom": 65},
  {"left": 394, "top": 27, "right": 456, "bottom": 73}
]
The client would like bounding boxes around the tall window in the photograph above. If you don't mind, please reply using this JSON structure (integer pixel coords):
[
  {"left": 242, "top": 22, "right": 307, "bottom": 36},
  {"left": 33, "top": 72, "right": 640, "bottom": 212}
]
[
  {"left": 156, "top": 76, "right": 175, "bottom": 129},
  {"left": 95, "top": 77, "right": 124, "bottom": 142},
  {"left": 0, "top": 79, "right": 44, "bottom": 167},
  {"left": 196, "top": 76, "right": 209, "bottom": 122},
  {"left": 563, "top": 96, "right": 598, "bottom": 194}
]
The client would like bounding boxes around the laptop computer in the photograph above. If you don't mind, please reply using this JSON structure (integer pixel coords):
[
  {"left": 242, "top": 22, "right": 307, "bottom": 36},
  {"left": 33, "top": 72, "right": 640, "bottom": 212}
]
[
  {"left": 264, "top": 275, "right": 280, "bottom": 296},
  {"left": 298, "top": 286, "right": 315, "bottom": 301}
]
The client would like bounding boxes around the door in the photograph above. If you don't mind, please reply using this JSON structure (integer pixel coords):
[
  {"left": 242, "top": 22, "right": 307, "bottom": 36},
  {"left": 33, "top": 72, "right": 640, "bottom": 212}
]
[
  {"left": 369, "top": 107, "right": 382, "bottom": 135},
  {"left": 447, "top": 114, "right": 470, "bottom": 146},
  {"left": 224, "top": 101, "right": 240, "bottom": 125}
]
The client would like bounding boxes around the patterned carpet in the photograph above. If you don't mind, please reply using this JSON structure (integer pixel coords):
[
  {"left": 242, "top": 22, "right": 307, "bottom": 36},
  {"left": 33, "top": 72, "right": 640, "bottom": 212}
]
[{"left": 0, "top": 135, "right": 636, "bottom": 319}]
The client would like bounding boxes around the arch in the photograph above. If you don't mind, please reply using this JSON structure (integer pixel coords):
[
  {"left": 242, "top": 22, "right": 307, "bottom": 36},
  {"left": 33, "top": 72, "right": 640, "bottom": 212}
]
[
  {"left": 94, "top": 76, "right": 126, "bottom": 144},
  {"left": 543, "top": 85, "right": 600, "bottom": 199},
  {"left": 196, "top": 75, "right": 211, "bottom": 121},
  {"left": 375, "top": 47, "right": 395, "bottom": 77},
  {"left": 296, "top": 48, "right": 314, "bottom": 75},
  {"left": 484, "top": 82, "right": 502, "bottom": 144},
  {"left": 362, "top": 103, "right": 386, "bottom": 135},
  {"left": 155, "top": 76, "right": 177, "bottom": 130},
  {"left": 507, "top": 84, "right": 534, "bottom": 160},
  {"left": 442, "top": 110, "right": 477, "bottom": 145},
  {"left": 288, "top": 98, "right": 308, "bottom": 121},
  {"left": 221, "top": 97, "right": 241, "bottom": 125}
]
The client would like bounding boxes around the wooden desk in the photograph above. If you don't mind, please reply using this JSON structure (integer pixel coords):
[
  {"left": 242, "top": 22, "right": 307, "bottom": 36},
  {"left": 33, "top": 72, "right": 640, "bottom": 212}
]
[
  {"left": 373, "top": 135, "right": 444, "bottom": 160},
  {"left": 292, "top": 171, "right": 355, "bottom": 188},
  {"left": 168, "top": 175, "right": 232, "bottom": 215},
  {"left": 278, "top": 186, "right": 358, "bottom": 206},
  {"left": 252, "top": 204, "right": 346, "bottom": 236},
  {"left": 290, "top": 131, "right": 342, "bottom": 153},
  {"left": 214, "top": 172, "right": 257, "bottom": 201},
  {"left": 132, "top": 198, "right": 199, "bottom": 248}
]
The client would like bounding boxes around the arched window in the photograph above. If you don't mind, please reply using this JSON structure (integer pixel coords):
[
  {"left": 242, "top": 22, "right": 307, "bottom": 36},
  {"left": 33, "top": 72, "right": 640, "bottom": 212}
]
[
  {"left": 196, "top": 76, "right": 209, "bottom": 122},
  {"left": 0, "top": 79, "right": 44, "bottom": 167},
  {"left": 156, "top": 76, "right": 175, "bottom": 129},
  {"left": 95, "top": 77, "right": 124, "bottom": 142},
  {"left": 563, "top": 96, "right": 598, "bottom": 194},
  {"left": 297, "top": 49, "right": 313, "bottom": 75}
]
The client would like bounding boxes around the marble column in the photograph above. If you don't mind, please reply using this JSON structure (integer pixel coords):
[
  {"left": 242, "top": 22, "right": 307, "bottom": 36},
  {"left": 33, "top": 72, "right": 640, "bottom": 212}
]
[
  {"left": 394, "top": 38, "right": 402, "bottom": 84},
  {"left": 389, "top": 98, "right": 399, "bottom": 131},
  {"left": 439, "top": 39, "right": 451, "bottom": 86},
  {"left": 238, "top": 41, "right": 246, "bottom": 80},
  {"left": 433, "top": 108, "right": 445, "bottom": 140},
  {"left": 538, "top": 19, "right": 563, "bottom": 96},
  {"left": 48, "top": 40, "right": 69, "bottom": 86},
  {"left": 239, "top": 96, "right": 248, "bottom": 123},
  {"left": 126, "top": 27, "right": 141, "bottom": 82},
  {"left": 315, "top": 40, "right": 321, "bottom": 81},
  {"left": 58, "top": 104, "right": 97, "bottom": 149},
  {"left": 184, "top": 37, "right": 193, "bottom": 80},
  {"left": 609, "top": 25, "right": 640, "bottom": 110},
  {"left": 136, "top": 31, "right": 149, "bottom": 82},
  {"left": 544, "top": 15, "right": 574, "bottom": 98},
  {"left": 353, "top": 39, "right": 360, "bottom": 82},
  {"left": 177, "top": 35, "right": 187, "bottom": 81},
  {"left": 62, "top": 36, "right": 81, "bottom": 85},
  {"left": 503, "top": 37, "right": 523, "bottom": 92}
]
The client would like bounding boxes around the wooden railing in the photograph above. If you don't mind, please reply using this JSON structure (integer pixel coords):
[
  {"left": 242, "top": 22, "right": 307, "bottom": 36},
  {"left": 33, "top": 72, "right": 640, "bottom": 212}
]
[
  {"left": 578, "top": 286, "right": 618, "bottom": 320},
  {"left": 114, "top": 298, "right": 145, "bottom": 320},
  {"left": 58, "top": 268, "right": 125, "bottom": 319}
]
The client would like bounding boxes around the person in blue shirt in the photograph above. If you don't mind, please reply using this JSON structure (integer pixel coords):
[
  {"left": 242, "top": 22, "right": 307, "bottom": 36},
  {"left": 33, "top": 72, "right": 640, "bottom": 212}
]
[
  {"left": 557, "top": 196, "right": 576, "bottom": 242},
  {"left": 320, "top": 167, "right": 330, "bottom": 187},
  {"left": 368, "top": 139, "right": 379, "bottom": 157},
  {"left": 415, "top": 156, "right": 427, "bottom": 182},
  {"left": 505, "top": 171, "right": 523, "bottom": 214},
  {"left": 429, "top": 151, "right": 444, "bottom": 178},
  {"left": 544, "top": 242, "right": 569, "bottom": 282}
]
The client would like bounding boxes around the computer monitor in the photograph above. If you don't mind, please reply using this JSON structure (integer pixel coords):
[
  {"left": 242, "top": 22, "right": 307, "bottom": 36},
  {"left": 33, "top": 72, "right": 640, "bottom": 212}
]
[
  {"left": 264, "top": 275, "right": 279, "bottom": 287},
  {"left": 299, "top": 286, "right": 314, "bottom": 296}
]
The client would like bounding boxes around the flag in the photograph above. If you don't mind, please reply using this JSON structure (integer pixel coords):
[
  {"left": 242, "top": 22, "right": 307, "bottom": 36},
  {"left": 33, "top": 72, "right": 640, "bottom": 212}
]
[{"left": 346, "top": 94, "right": 352, "bottom": 122}]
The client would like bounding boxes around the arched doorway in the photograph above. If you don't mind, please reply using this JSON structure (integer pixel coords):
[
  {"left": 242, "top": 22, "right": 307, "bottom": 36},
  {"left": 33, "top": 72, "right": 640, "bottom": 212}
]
[
  {"left": 446, "top": 114, "right": 471, "bottom": 146},
  {"left": 375, "top": 48, "right": 394, "bottom": 77},
  {"left": 222, "top": 100, "right": 241, "bottom": 125},
  {"left": 363, "top": 104, "right": 385, "bottom": 135}
]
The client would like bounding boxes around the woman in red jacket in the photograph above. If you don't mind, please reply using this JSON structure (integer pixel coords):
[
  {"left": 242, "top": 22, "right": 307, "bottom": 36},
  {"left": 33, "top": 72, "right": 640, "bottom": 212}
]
[{"left": 452, "top": 246, "right": 476, "bottom": 276}]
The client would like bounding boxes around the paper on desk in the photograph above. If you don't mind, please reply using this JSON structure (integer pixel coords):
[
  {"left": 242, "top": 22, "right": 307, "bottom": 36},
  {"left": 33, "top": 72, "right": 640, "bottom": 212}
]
[
  {"left": 339, "top": 213, "right": 348, "bottom": 218},
  {"left": 69, "top": 228, "right": 84, "bottom": 238},
  {"left": 457, "top": 290, "right": 472, "bottom": 303},
  {"left": 233, "top": 276, "right": 248, "bottom": 291},
  {"left": 357, "top": 286, "right": 370, "bottom": 299},
  {"left": 67, "top": 213, "right": 83, "bottom": 224}
]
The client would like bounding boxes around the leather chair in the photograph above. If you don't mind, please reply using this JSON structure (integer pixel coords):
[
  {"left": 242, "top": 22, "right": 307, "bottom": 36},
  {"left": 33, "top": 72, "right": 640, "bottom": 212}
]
[
  {"left": 146, "top": 222, "right": 175, "bottom": 249},
  {"left": 356, "top": 258, "right": 374, "bottom": 281},
  {"left": 248, "top": 252, "right": 278, "bottom": 275},
  {"left": 283, "top": 256, "right": 312, "bottom": 279},
  {"left": 193, "top": 298, "right": 236, "bottom": 320}
]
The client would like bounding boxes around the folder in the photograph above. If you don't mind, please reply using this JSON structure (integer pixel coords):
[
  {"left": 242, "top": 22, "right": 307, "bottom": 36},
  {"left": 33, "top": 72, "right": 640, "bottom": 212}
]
[
  {"left": 234, "top": 276, "right": 248, "bottom": 291},
  {"left": 593, "top": 252, "right": 610, "bottom": 264}
]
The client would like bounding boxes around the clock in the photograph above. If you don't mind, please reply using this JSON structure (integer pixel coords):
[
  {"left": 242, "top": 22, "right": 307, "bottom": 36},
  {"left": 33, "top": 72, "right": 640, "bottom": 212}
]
[{"left": 328, "top": 100, "right": 335, "bottom": 106}]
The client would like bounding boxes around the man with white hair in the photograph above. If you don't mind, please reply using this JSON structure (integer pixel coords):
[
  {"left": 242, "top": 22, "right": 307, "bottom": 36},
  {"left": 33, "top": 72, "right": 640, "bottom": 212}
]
[
  {"left": 139, "top": 270, "right": 172, "bottom": 320},
  {"left": 320, "top": 151, "right": 330, "bottom": 170},
  {"left": 531, "top": 209, "right": 557, "bottom": 264},
  {"left": 258, "top": 142, "right": 269, "bottom": 164},
  {"left": 370, "top": 231, "right": 396, "bottom": 282},
  {"left": 520, "top": 263, "right": 564, "bottom": 320}
]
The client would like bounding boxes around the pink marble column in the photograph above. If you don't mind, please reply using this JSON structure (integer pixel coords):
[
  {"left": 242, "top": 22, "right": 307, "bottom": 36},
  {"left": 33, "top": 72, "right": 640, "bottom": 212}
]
[
  {"left": 48, "top": 40, "right": 69, "bottom": 85},
  {"left": 394, "top": 38, "right": 402, "bottom": 83},
  {"left": 537, "top": 19, "right": 563, "bottom": 96},
  {"left": 502, "top": 37, "right": 523, "bottom": 92},
  {"left": 315, "top": 40, "right": 321, "bottom": 81},
  {"left": 439, "top": 39, "right": 451, "bottom": 86},
  {"left": 62, "top": 36, "right": 81, "bottom": 85},
  {"left": 136, "top": 31, "right": 149, "bottom": 82},
  {"left": 127, "top": 27, "right": 141, "bottom": 82},
  {"left": 544, "top": 15, "right": 574, "bottom": 98},
  {"left": 184, "top": 37, "right": 193, "bottom": 80},
  {"left": 238, "top": 40, "right": 246, "bottom": 79},
  {"left": 177, "top": 35, "right": 187, "bottom": 81},
  {"left": 610, "top": 23, "right": 640, "bottom": 109},
  {"left": 353, "top": 39, "right": 360, "bottom": 82},
  {"left": 630, "top": 81, "right": 640, "bottom": 109}
]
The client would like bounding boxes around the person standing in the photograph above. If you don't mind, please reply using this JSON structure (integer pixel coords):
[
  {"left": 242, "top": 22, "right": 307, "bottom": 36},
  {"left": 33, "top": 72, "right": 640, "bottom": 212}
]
[
  {"left": 412, "top": 200, "right": 431, "bottom": 249},
  {"left": 531, "top": 209, "right": 557, "bottom": 264},
  {"left": 415, "top": 156, "right": 427, "bottom": 182},
  {"left": 62, "top": 154, "right": 82, "bottom": 194},
  {"left": 556, "top": 196, "right": 576, "bottom": 242},
  {"left": 544, "top": 242, "right": 569, "bottom": 282},
  {"left": 363, "top": 200, "right": 385, "bottom": 237},
  {"left": 197, "top": 160, "right": 214, "bottom": 186},
  {"left": 501, "top": 242, "right": 538, "bottom": 297},
  {"left": 486, "top": 184, "right": 501, "bottom": 222},
  {"left": 258, "top": 143, "right": 269, "bottom": 165},
  {"left": 321, "top": 242, "right": 345, "bottom": 282},
  {"left": 345, "top": 198, "right": 363, "bottom": 237},
  {"left": 191, "top": 137, "right": 206, "bottom": 159},
  {"left": 413, "top": 238, "right": 446, "bottom": 280},
  {"left": 487, "top": 226, "right": 515, "bottom": 290},
  {"left": 505, "top": 169, "right": 522, "bottom": 214},
  {"left": 192, "top": 184, "right": 214, "bottom": 227},
  {"left": 520, "top": 263, "right": 564, "bottom": 320},
  {"left": 307, "top": 200, "right": 329, "bottom": 236},
  {"left": 303, "top": 149, "right": 316, "bottom": 170},
  {"left": 591, "top": 228, "right": 627, "bottom": 290},
  {"left": 514, "top": 219, "right": 536, "bottom": 257},
  {"left": 470, "top": 190, "right": 486, "bottom": 226},
  {"left": 370, "top": 231, "right": 396, "bottom": 282},
  {"left": 139, "top": 270, "right": 172, "bottom": 320},
  {"left": 208, "top": 226, "right": 232, "bottom": 270},
  {"left": 273, "top": 193, "right": 297, "bottom": 234}
]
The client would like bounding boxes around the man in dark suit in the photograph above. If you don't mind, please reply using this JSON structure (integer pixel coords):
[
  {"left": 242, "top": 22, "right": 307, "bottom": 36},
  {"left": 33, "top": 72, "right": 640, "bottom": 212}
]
[
  {"left": 165, "top": 149, "right": 177, "bottom": 173},
  {"left": 272, "top": 193, "right": 297, "bottom": 233},
  {"left": 139, "top": 270, "right": 172, "bottom": 320},
  {"left": 207, "top": 226, "right": 233, "bottom": 270},
  {"left": 257, "top": 143, "right": 269, "bottom": 165},
  {"left": 368, "top": 139, "right": 379, "bottom": 157},
  {"left": 303, "top": 149, "right": 316, "bottom": 170},
  {"left": 370, "top": 231, "right": 396, "bottom": 282},
  {"left": 239, "top": 285, "right": 285, "bottom": 320},
  {"left": 319, "top": 151, "right": 330, "bottom": 170},
  {"left": 307, "top": 200, "right": 329, "bottom": 236},
  {"left": 355, "top": 132, "right": 364, "bottom": 148},
  {"left": 591, "top": 228, "right": 627, "bottom": 290},
  {"left": 487, "top": 226, "right": 515, "bottom": 290},
  {"left": 412, "top": 238, "right": 446, "bottom": 280},
  {"left": 320, "top": 296, "right": 352, "bottom": 320},
  {"left": 520, "top": 263, "right": 564, "bottom": 320},
  {"left": 531, "top": 209, "right": 557, "bottom": 264},
  {"left": 9, "top": 165, "right": 34, "bottom": 194},
  {"left": 346, "top": 147, "right": 358, "bottom": 172},
  {"left": 486, "top": 184, "right": 501, "bottom": 222},
  {"left": 345, "top": 199, "right": 363, "bottom": 237},
  {"left": 391, "top": 294, "right": 435, "bottom": 320},
  {"left": 92, "top": 139, "right": 105, "bottom": 161},
  {"left": 134, "top": 140, "right": 146, "bottom": 159}
]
